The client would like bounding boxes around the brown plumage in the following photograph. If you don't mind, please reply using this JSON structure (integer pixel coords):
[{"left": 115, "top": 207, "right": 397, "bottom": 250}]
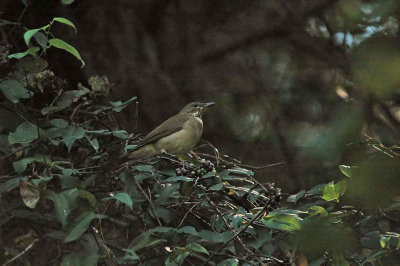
[{"left": 127, "top": 102, "right": 214, "bottom": 159}]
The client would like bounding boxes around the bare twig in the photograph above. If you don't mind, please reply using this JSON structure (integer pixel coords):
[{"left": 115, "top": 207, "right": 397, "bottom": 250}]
[
  {"left": 2, "top": 238, "right": 39, "bottom": 266},
  {"left": 201, "top": 204, "right": 268, "bottom": 265},
  {"left": 178, "top": 202, "right": 200, "bottom": 228},
  {"left": 206, "top": 198, "right": 258, "bottom": 261},
  {"left": 70, "top": 102, "right": 85, "bottom": 123},
  {"left": 0, "top": 142, "right": 38, "bottom": 162},
  {"left": 134, "top": 178, "right": 162, "bottom": 226}
]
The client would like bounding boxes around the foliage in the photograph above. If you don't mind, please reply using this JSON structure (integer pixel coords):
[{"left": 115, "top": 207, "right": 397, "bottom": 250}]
[
  {"left": 8, "top": 17, "right": 84, "bottom": 67},
  {"left": 1, "top": 14, "right": 400, "bottom": 266}
]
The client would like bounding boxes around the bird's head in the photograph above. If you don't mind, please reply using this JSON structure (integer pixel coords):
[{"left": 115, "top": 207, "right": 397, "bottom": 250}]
[{"left": 179, "top": 102, "right": 215, "bottom": 117}]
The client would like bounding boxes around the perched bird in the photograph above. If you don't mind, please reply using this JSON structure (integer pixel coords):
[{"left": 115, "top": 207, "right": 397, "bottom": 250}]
[{"left": 127, "top": 102, "right": 214, "bottom": 159}]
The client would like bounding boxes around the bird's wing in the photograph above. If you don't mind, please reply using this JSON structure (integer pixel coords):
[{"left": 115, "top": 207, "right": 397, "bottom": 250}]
[{"left": 132, "top": 114, "right": 189, "bottom": 150}]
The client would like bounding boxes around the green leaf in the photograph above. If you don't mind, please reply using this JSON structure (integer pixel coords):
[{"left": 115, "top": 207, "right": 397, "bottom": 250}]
[
  {"left": 43, "top": 189, "right": 78, "bottom": 227},
  {"left": 198, "top": 230, "right": 234, "bottom": 243},
  {"left": 262, "top": 213, "right": 302, "bottom": 231},
  {"left": 53, "top": 17, "right": 77, "bottom": 32},
  {"left": 0, "top": 79, "right": 32, "bottom": 103},
  {"left": 208, "top": 183, "right": 223, "bottom": 191},
  {"left": 61, "top": 0, "right": 75, "bottom": 4},
  {"left": 155, "top": 183, "right": 179, "bottom": 205},
  {"left": 163, "top": 176, "right": 193, "bottom": 183},
  {"left": 308, "top": 206, "right": 328, "bottom": 217},
  {"left": 380, "top": 236, "right": 390, "bottom": 248},
  {"left": 50, "top": 119, "right": 69, "bottom": 129},
  {"left": 335, "top": 180, "right": 347, "bottom": 196},
  {"left": 88, "top": 138, "right": 99, "bottom": 151},
  {"left": 129, "top": 230, "right": 167, "bottom": 251},
  {"left": 8, "top": 122, "right": 41, "bottom": 145},
  {"left": 109, "top": 96, "right": 138, "bottom": 112},
  {"left": 228, "top": 167, "right": 254, "bottom": 177},
  {"left": 33, "top": 32, "right": 48, "bottom": 51},
  {"left": 42, "top": 89, "right": 88, "bottom": 115},
  {"left": 287, "top": 189, "right": 306, "bottom": 203},
  {"left": 322, "top": 181, "right": 347, "bottom": 202},
  {"left": 8, "top": 46, "right": 40, "bottom": 59},
  {"left": 64, "top": 211, "right": 106, "bottom": 243},
  {"left": 185, "top": 243, "right": 209, "bottom": 255},
  {"left": 217, "top": 259, "right": 239, "bottom": 266},
  {"left": 103, "top": 192, "right": 133, "bottom": 210},
  {"left": 13, "top": 155, "right": 50, "bottom": 174},
  {"left": 0, "top": 177, "right": 25, "bottom": 193},
  {"left": 60, "top": 126, "right": 86, "bottom": 152},
  {"left": 178, "top": 226, "right": 198, "bottom": 236},
  {"left": 76, "top": 190, "right": 97, "bottom": 207},
  {"left": 61, "top": 252, "right": 98, "bottom": 266},
  {"left": 24, "top": 28, "right": 43, "bottom": 46},
  {"left": 339, "top": 165, "right": 353, "bottom": 177},
  {"left": 48, "top": 38, "right": 85, "bottom": 67},
  {"left": 117, "top": 249, "right": 139, "bottom": 263},
  {"left": 362, "top": 250, "right": 388, "bottom": 264}
]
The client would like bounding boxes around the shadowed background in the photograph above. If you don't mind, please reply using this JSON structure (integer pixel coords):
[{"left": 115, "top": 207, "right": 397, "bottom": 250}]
[{"left": 2, "top": 0, "right": 400, "bottom": 192}]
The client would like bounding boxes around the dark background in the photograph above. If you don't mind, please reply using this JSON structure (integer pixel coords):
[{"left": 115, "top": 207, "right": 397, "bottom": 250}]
[{"left": 2, "top": 0, "right": 400, "bottom": 192}]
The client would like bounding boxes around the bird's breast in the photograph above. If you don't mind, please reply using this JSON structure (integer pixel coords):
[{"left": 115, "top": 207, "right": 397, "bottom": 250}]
[{"left": 155, "top": 116, "right": 203, "bottom": 154}]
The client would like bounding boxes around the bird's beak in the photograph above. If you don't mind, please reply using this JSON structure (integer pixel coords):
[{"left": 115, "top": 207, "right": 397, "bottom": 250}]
[{"left": 203, "top": 102, "right": 215, "bottom": 108}]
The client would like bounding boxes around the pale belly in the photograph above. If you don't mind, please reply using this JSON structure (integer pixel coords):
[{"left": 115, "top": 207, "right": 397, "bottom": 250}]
[{"left": 155, "top": 118, "right": 203, "bottom": 154}]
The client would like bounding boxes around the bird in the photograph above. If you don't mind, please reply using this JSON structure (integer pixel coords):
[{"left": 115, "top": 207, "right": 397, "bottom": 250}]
[{"left": 127, "top": 102, "right": 214, "bottom": 159}]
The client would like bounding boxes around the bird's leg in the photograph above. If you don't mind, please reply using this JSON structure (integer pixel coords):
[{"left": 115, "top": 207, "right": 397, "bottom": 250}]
[{"left": 190, "top": 150, "right": 201, "bottom": 160}]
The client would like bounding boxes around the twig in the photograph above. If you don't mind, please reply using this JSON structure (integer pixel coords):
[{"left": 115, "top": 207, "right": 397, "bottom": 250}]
[
  {"left": 134, "top": 178, "right": 162, "bottom": 226},
  {"left": 2, "top": 238, "right": 39, "bottom": 266},
  {"left": 135, "top": 101, "right": 139, "bottom": 132},
  {"left": 238, "top": 161, "right": 285, "bottom": 170},
  {"left": 0, "top": 142, "right": 38, "bottom": 162},
  {"left": 201, "top": 204, "right": 268, "bottom": 265},
  {"left": 196, "top": 151, "right": 284, "bottom": 171},
  {"left": 178, "top": 202, "right": 200, "bottom": 228},
  {"left": 7, "top": 1, "right": 30, "bottom": 36},
  {"left": 206, "top": 198, "right": 258, "bottom": 261},
  {"left": 70, "top": 102, "right": 84, "bottom": 123}
]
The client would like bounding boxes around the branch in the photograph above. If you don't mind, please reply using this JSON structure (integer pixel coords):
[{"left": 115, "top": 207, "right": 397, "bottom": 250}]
[
  {"left": 201, "top": 204, "right": 268, "bottom": 265},
  {"left": 3, "top": 239, "right": 39, "bottom": 266},
  {"left": 134, "top": 178, "right": 162, "bottom": 226}
]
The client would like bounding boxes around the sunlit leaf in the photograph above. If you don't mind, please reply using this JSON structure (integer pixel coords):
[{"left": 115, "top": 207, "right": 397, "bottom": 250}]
[
  {"left": 48, "top": 38, "right": 85, "bottom": 67},
  {"left": 322, "top": 181, "right": 347, "bottom": 202},
  {"left": 339, "top": 165, "right": 353, "bottom": 177},
  {"left": 8, "top": 46, "right": 40, "bottom": 60},
  {"left": 53, "top": 17, "right": 77, "bottom": 32},
  {"left": 24, "top": 28, "right": 43, "bottom": 46},
  {"left": 308, "top": 206, "right": 328, "bottom": 217},
  {"left": 262, "top": 213, "right": 302, "bottom": 231}
]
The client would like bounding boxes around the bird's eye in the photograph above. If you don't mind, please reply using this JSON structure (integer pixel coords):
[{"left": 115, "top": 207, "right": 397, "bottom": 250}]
[{"left": 194, "top": 104, "right": 198, "bottom": 107}]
